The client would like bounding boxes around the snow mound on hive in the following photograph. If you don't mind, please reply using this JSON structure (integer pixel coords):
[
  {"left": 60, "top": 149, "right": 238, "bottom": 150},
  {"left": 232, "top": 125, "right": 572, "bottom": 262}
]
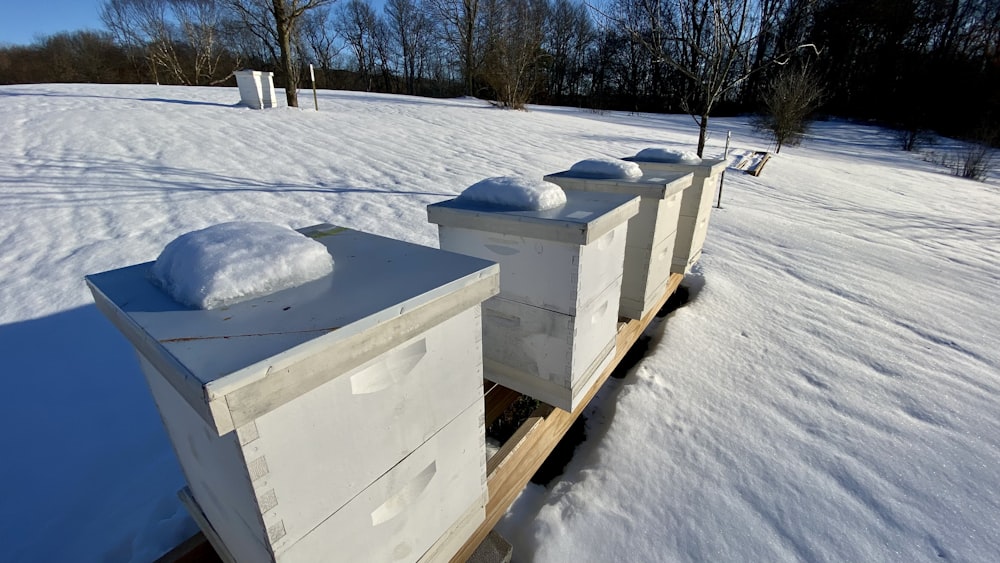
[
  {"left": 457, "top": 176, "right": 567, "bottom": 211},
  {"left": 151, "top": 221, "right": 334, "bottom": 309},
  {"left": 566, "top": 158, "right": 643, "bottom": 179},
  {"left": 634, "top": 148, "right": 703, "bottom": 164}
]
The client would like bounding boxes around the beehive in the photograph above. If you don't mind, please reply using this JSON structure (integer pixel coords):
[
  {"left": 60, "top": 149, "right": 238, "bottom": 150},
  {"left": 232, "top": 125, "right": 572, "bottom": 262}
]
[
  {"left": 622, "top": 157, "right": 728, "bottom": 273},
  {"left": 428, "top": 191, "right": 639, "bottom": 412},
  {"left": 543, "top": 171, "right": 693, "bottom": 318},
  {"left": 86, "top": 224, "right": 499, "bottom": 563},
  {"left": 235, "top": 70, "right": 277, "bottom": 109}
]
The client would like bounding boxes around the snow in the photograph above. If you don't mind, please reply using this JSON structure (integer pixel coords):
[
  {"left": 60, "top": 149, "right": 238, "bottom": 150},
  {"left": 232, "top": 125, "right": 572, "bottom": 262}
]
[
  {"left": 456, "top": 176, "right": 567, "bottom": 210},
  {"left": 1, "top": 83, "right": 998, "bottom": 563},
  {"left": 566, "top": 157, "right": 642, "bottom": 179},
  {"left": 635, "top": 147, "right": 703, "bottom": 163},
  {"left": 150, "top": 221, "right": 333, "bottom": 309}
]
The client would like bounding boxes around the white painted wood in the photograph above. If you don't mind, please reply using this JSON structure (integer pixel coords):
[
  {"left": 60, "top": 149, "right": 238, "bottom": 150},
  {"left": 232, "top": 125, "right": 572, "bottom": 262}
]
[
  {"left": 235, "top": 70, "right": 277, "bottom": 109},
  {"left": 178, "top": 488, "right": 239, "bottom": 563},
  {"left": 144, "top": 311, "right": 488, "bottom": 562},
  {"left": 430, "top": 191, "right": 635, "bottom": 316},
  {"left": 541, "top": 174, "right": 689, "bottom": 249},
  {"left": 87, "top": 224, "right": 498, "bottom": 563},
  {"left": 671, "top": 215, "right": 710, "bottom": 273},
  {"left": 429, "top": 192, "right": 634, "bottom": 411},
  {"left": 427, "top": 190, "right": 640, "bottom": 246},
  {"left": 85, "top": 225, "right": 499, "bottom": 433},
  {"left": 543, "top": 173, "right": 690, "bottom": 319},
  {"left": 140, "top": 354, "right": 273, "bottom": 562},
  {"left": 623, "top": 158, "right": 728, "bottom": 182},
  {"left": 248, "top": 307, "right": 485, "bottom": 554},
  {"left": 276, "top": 402, "right": 487, "bottom": 562},
  {"left": 484, "top": 339, "right": 616, "bottom": 413},
  {"left": 622, "top": 159, "right": 726, "bottom": 272},
  {"left": 416, "top": 492, "right": 490, "bottom": 562},
  {"left": 480, "top": 278, "right": 621, "bottom": 411},
  {"left": 541, "top": 172, "right": 692, "bottom": 199},
  {"left": 619, "top": 232, "right": 676, "bottom": 318},
  {"left": 437, "top": 222, "right": 627, "bottom": 316}
]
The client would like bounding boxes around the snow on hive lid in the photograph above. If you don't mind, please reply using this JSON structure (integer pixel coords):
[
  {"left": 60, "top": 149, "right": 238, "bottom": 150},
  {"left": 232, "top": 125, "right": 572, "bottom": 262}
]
[
  {"left": 429, "top": 188, "right": 640, "bottom": 246},
  {"left": 86, "top": 225, "right": 500, "bottom": 434},
  {"left": 566, "top": 158, "right": 642, "bottom": 179},
  {"left": 456, "top": 176, "right": 567, "bottom": 211},
  {"left": 633, "top": 148, "right": 703, "bottom": 164},
  {"left": 151, "top": 221, "right": 334, "bottom": 310}
]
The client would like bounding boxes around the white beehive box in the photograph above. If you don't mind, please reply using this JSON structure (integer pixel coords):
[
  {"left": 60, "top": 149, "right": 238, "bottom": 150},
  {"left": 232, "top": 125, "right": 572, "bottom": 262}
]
[
  {"left": 235, "top": 69, "right": 278, "bottom": 109},
  {"left": 86, "top": 225, "right": 499, "bottom": 563},
  {"left": 428, "top": 191, "right": 639, "bottom": 411},
  {"left": 622, "top": 156, "right": 728, "bottom": 273},
  {"left": 542, "top": 171, "right": 694, "bottom": 318}
]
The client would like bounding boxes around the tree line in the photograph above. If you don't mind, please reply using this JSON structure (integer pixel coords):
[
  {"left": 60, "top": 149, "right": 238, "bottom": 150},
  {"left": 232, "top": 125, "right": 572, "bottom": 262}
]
[{"left": 0, "top": 0, "right": 996, "bottom": 146}]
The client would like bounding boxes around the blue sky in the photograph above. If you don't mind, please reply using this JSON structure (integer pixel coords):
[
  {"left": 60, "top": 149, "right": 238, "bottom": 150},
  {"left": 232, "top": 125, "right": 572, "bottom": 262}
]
[
  {"left": 0, "top": 1, "right": 394, "bottom": 47},
  {"left": 1, "top": 2, "right": 106, "bottom": 46}
]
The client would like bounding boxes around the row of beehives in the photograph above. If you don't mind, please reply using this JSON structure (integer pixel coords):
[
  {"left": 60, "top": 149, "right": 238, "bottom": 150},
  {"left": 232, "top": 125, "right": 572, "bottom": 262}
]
[{"left": 85, "top": 151, "right": 726, "bottom": 563}]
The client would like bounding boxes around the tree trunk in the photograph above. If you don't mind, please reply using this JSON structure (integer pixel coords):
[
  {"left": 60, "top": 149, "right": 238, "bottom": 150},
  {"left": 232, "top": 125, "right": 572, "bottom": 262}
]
[
  {"left": 697, "top": 113, "right": 709, "bottom": 157},
  {"left": 273, "top": 0, "right": 298, "bottom": 107}
]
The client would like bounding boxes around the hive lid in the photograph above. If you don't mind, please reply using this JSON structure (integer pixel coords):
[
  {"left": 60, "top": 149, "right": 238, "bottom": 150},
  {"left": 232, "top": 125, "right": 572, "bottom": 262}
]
[
  {"left": 542, "top": 171, "right": 694, "bottom": 199},
  {"left": 621, "top": 157, "right": 729, "bottom": 177},
  {"left": 427, "top": 190, "right": 640, "bottom": 245},
  {"left": 86, "top": 224, "right": 499, "bottom": 434}
]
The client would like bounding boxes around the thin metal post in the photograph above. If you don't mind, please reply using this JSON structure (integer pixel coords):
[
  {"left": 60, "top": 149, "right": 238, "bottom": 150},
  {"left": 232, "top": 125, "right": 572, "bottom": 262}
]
[{"left": 715, "top": 130, "right": 731, "bottom": 209}]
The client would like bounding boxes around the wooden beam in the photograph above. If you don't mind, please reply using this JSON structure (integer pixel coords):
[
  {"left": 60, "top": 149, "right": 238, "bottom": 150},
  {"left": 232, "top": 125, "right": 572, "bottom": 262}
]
[
  {"left": 449, "top": 273, "right": 684, "bottom": 562},
  {"left": 748, "top": 151, "right": 772, "bottom": 177}
]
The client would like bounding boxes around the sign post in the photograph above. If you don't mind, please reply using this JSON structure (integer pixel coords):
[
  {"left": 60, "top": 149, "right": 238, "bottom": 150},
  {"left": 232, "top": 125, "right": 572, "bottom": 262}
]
[{"left": 310, "top": 64, "right": 318, "bottom": 111}]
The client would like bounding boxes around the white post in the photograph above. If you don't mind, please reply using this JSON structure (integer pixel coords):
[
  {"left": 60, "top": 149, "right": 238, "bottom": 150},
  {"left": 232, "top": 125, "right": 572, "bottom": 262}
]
[{"left": 310, "top": 64, "right": 318, "bottom": 111}]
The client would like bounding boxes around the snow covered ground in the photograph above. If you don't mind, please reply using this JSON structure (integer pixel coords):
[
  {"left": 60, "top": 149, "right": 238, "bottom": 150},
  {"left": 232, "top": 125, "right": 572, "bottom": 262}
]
[{"left": 1, "top": 83, "right": 998, "bottom": 563}]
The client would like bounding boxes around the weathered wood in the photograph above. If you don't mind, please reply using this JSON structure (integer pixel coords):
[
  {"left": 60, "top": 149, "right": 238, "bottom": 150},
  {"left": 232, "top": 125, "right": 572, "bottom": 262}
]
[
  {"left": 749, "top": 152, "right": 772, "bottom": 177},
  {"left": 484, "top": 382, "right": 523, "bottom": 428},
  {"left": 450, "top": 273, "right": 684, "bottom": 563},
  {"left": 155, "top": 274, "right": 684, "bottom": 563}
]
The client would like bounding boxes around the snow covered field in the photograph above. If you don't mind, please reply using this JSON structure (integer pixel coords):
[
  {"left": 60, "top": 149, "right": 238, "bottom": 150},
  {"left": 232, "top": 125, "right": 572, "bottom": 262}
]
[{"left": 1, "top": 83, "right": 998, "bottom": 562}]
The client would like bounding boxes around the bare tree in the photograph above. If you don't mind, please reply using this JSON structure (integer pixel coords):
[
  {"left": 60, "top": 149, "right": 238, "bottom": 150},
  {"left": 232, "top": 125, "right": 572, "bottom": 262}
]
[
  {"left": 174, "top": 0, "right": 230, "bottom": 83},
  {"left": 336, "top": 0, "right": 380, "bottom": 90},
  {"left": 427, "top": 0, "right": 483, "bottom": 95},
  {"left": 101, "top": 0, "right": 183, "bottom": 83},
  {"left": 544, "top": 0, "right": 596, "bottom": 100},
  {"left": 385, "top": 0, "right": 434, "bottom": 94},
  {"left": 596, "top": 0, "right": 818, "bottom": 156},
  {"left": 100, "top": 0, "right": 231, "bottom": 84},
  {"left": 753, "top": 62, "right": 823, "bottom": 152},
  {"left": 479, "top": 0, "right": 548, "bottom": 108},
  {"left": 300, "top": 4, "right": 342, "bottom": 87},
  {"left": 225, "top": 0, "right": 334, "bottom": 106}
]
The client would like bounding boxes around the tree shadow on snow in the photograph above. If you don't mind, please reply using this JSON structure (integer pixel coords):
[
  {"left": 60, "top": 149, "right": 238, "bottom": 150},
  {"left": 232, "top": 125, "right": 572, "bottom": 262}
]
[
  {"left": 0, "top": 88, "right": 239, "bottom": 108},
  {"left": 0, "top": 154, "right": 452, "bottom": 212}
]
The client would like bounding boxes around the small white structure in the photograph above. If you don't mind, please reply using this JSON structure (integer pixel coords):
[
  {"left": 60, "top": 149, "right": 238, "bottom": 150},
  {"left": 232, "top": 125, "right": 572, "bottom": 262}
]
[
  {"left": 235, "top": 69, "right": 278, "bottom": 109},
  {"left": 86, "top": 224, "right": 500, "bottom": 563},
  {"left": 428, "top": 190, "right": 639, "bottom": 412},
  {"left": 623, "top": 153, "right": 728, "bottom": 273},
  {"left": 543, "top": 167, "right": 694, "bottom": 319}
]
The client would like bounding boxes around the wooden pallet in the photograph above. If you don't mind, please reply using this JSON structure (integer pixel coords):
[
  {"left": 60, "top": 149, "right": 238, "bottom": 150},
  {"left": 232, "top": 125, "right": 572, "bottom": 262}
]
[
  {"left": 748, "top": 151, "right": 772, "bottom": 177},
  {"left": 157, "top": 273, "right": 684, "bottom": 563}
]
